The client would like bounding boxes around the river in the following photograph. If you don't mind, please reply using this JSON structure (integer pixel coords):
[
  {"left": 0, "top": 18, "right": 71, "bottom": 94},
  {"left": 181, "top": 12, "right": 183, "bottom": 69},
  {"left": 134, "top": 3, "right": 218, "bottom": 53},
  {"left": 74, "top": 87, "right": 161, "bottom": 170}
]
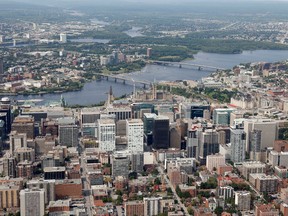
[
  {"left": 123, "top": 27, "right": 144, "bottom": 37},
  {"left": 5, "top": 50, "right": 288, "bottom": 106}
]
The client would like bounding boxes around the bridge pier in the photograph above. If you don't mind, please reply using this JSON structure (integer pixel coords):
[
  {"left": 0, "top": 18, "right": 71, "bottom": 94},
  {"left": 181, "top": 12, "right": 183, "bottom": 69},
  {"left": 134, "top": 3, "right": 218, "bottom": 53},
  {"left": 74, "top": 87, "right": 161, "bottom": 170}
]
[
  {"left": 123, "top": 80, "right": 126, "bottom": 84},
  {"left": 179, "top": 64, "right": 182, "bottom": 68},
  {"left": 114, "top": 78, "right": 117, "bottom": 82}
]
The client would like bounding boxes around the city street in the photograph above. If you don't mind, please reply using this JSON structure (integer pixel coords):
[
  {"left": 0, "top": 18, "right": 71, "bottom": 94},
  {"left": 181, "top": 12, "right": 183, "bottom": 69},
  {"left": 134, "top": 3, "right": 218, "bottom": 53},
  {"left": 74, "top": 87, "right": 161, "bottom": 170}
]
[
  {"left": 80, "top": 151, "right": 94, "bottom": 216},
  {"left": 157, "top": 166, "right": 190, "bottom": 215}
]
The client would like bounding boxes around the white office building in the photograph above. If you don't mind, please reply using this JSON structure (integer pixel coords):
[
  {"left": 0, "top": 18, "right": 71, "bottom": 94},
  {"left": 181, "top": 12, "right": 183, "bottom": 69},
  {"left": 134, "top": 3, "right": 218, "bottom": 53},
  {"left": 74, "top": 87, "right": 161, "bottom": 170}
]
[
  {"left": 230, "top": 125, "right": 246, "bottom": 163},
  {"left": 98, "top": 119, "right": 116, "bottom": 152},
  {"left": 20, "top": 188, "right": 45, "bottom": 216},
  {"left": 126, "top": 119, "right": 144, "bottom": 152},
  {"left": 59, "top": 33, "right": 67, "bottom": 43},
  {"left": 218, "top": 186, "right": 234, "bottom": 200}
]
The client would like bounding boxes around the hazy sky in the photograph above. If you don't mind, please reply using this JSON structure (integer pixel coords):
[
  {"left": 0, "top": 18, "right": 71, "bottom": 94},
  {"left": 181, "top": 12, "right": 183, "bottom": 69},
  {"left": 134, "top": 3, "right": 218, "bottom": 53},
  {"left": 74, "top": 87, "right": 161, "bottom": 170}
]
[
  {"left": 1, "top": 0, "right": 288, "bottom": 9},
  {"left": 3, "top": 0, "right": 288, "bottom": 3}
]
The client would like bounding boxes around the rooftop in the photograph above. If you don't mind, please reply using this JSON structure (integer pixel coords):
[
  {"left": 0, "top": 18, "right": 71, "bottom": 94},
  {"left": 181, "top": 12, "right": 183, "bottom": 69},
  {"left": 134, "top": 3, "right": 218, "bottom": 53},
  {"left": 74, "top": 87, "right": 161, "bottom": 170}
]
[
  {"left": 49, "top": 199, "right": 70, "bottom": 207},
  {"left": 44, "top": 167, "right": 65, "bottom": 172},
  {"left": 97, "top": 118, "right": 115, "bottom": 124}
]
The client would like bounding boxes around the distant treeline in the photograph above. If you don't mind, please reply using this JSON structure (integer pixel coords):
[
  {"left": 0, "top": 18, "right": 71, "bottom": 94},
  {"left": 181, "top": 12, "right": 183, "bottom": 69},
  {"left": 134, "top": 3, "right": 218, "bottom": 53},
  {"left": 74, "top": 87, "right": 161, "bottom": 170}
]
[{"left": 110, "top": 36, "right": 288, "bottom": 54}]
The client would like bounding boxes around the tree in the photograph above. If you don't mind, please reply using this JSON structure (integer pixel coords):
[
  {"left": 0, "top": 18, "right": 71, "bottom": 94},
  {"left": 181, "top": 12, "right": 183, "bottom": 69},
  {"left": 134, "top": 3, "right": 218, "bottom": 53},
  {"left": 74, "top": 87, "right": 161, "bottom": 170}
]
[
  {"left": 116, "top": 195, "right": 123, "bottom": 205},
  {"left": 151, "top": 168, "right": 159, "bottom": 176},
  {"left": 200, "top": 177, "right": 218, "bottom": 189},
  {"left": 115, "top": 190, "right": 123, "bottom": 196},
  {"left": 129, "top": 172, "right": 138, "bottom": 180},
  {"left": 154, "top": 177, "right": 161, "bottom": 185},
  {"left": 157, "top": 213, "right": 168, "bottom": 216},
  {"left": 167, "top": 187, "right": 173, "bottom": 196},
  {"left": 176, "top": 186, "right": 182, "bottom": 197},
  {"left": 187, "top": 207, "right": 194, "bottom": 215},
  {"left": 214, "top": 206, "right": 224, "bottom": 216}
]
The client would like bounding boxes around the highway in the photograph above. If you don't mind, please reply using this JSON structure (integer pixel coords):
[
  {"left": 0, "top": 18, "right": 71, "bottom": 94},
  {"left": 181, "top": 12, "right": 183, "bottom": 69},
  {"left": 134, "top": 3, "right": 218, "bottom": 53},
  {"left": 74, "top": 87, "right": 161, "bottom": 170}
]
[{"left": 157, "top": 166, "right": 190, "bottom": 215}]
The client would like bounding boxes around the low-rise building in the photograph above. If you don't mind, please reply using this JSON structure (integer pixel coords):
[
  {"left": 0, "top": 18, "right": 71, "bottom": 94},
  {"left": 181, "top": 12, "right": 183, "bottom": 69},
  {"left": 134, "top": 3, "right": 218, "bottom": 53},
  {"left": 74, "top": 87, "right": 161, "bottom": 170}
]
[
  {"left": 255, "top": 204, "right": 279, "bottom": 216},
  {"left": 178, "top": 184, "right": 197, "bottom": 197},
  {"left": 206, "top": 154, "right": 225, "bottom": 172},
  {"left": 238, "top": 161, "right": 266, "bottom": 179},
  {"left": 124, "top": 201, "right": 144, "bottom": 216},
  {"left": 48, "top": 199, "right": 70, "bottom": 216},
  {"left": 249, "top": 173, "right": 278, "bottom": 193},
  {"left": 55, "top": 179, "right": 82, "bottom": 200}
]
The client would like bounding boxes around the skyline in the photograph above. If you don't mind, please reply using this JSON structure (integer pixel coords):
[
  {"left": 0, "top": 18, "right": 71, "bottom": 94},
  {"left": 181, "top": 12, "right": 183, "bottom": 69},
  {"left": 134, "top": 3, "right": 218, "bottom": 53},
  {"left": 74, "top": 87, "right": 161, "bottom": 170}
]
[{"left": 1, "top": 0, "right": 288, "bottom": 215}]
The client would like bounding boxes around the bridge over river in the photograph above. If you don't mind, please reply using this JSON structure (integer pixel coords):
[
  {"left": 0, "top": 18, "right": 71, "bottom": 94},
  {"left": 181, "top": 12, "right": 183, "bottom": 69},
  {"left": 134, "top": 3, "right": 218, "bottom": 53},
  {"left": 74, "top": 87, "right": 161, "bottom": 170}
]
[
  {"left": 148, "top": 60, "right": 227, "bottom": 71},
  {"left": 98, "top": 74, "right": 151, "bottom": 88}
]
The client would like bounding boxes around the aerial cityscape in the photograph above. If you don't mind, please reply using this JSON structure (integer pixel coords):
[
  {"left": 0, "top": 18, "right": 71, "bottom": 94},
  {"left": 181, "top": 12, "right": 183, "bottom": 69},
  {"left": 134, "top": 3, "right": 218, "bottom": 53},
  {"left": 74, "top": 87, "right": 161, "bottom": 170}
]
[{"left": 2, "top": 0, "right": 288, "bottom": 215}]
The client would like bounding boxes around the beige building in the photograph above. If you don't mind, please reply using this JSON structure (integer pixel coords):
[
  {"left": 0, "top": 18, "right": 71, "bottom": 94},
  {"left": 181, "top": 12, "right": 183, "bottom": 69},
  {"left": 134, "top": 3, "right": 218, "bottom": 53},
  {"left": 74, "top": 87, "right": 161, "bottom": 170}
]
[
  {"left": 255, "top": 204, "right": 279, "bottom": 216},
  {"left": 281, "top": 187, "right": 288, "bottom": 203},
  {"left": 249, "top": 174, "right": 278, "bottom": 194},
  {"left": 9, "top": 132, "right": 27, "bottom": 155},
  {"left": 206, "top": 154, "right": 225, "bottom": 172},
  {"left": 0, "top": 185, "right": 20, "bottom": 209},
  {"left": 11, "top": 115, "right": 35, "bottom": 139},
  {"left": 239, "top": 161, "right": 266, "bottom": 179},
  {"left": 243, "top": 119, "right": 278, "bottom": 151}
]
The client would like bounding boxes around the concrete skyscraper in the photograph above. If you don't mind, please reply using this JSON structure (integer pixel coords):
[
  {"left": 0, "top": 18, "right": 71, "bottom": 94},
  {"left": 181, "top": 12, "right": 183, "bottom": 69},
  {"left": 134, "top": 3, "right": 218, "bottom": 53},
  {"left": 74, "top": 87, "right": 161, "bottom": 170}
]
[
  {"left": 9, "top": 131, "right": 27, "bottom": 155},
  {"left": 98, "top": 119, "right": 116, "bottom": 152},
  {"left": 126, "top": 119, "right": 144, "bottom": 152},
  {"left": 0, "top": 97, "right": 12, "bottom": 134},
  {"left": 58, "top": 125, "right": 78, "bottom": 147},
  {"left": 199, "top": 129, "right": 219, "bottom": 164},
  {"left": 249, "top": 129, "right": 262, "bottom": 160},
  {"left": 20, "top": 188, "right": 45, "bottom": 216},
  {"left": 187, "top": 127, "right": 201, "bottom": 159},
  {"left": 152, "top": 116, "right": 170, "bottom": 149},
  {"left": 0, "top": 58, "right": 3, "bottom": 75},
  {"left": 244, "top": 119, "right": 277, "bottom": 151},
  {"left": 230, "top": 125, "right": 246, "bottom": 163},
  {"left": 112, "top": 151, "right": 130, "bottom": 178}
]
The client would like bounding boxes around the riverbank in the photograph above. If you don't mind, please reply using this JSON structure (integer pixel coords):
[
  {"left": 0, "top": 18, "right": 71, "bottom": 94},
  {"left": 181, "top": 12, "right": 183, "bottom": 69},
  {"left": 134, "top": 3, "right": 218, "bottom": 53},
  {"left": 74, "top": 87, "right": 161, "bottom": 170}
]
[
  {"left": 0, "top": 81, "right": 85, "bottom": 97},
  {"left": 5, "top": 50, "right": 288, "bottom": 106}
]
